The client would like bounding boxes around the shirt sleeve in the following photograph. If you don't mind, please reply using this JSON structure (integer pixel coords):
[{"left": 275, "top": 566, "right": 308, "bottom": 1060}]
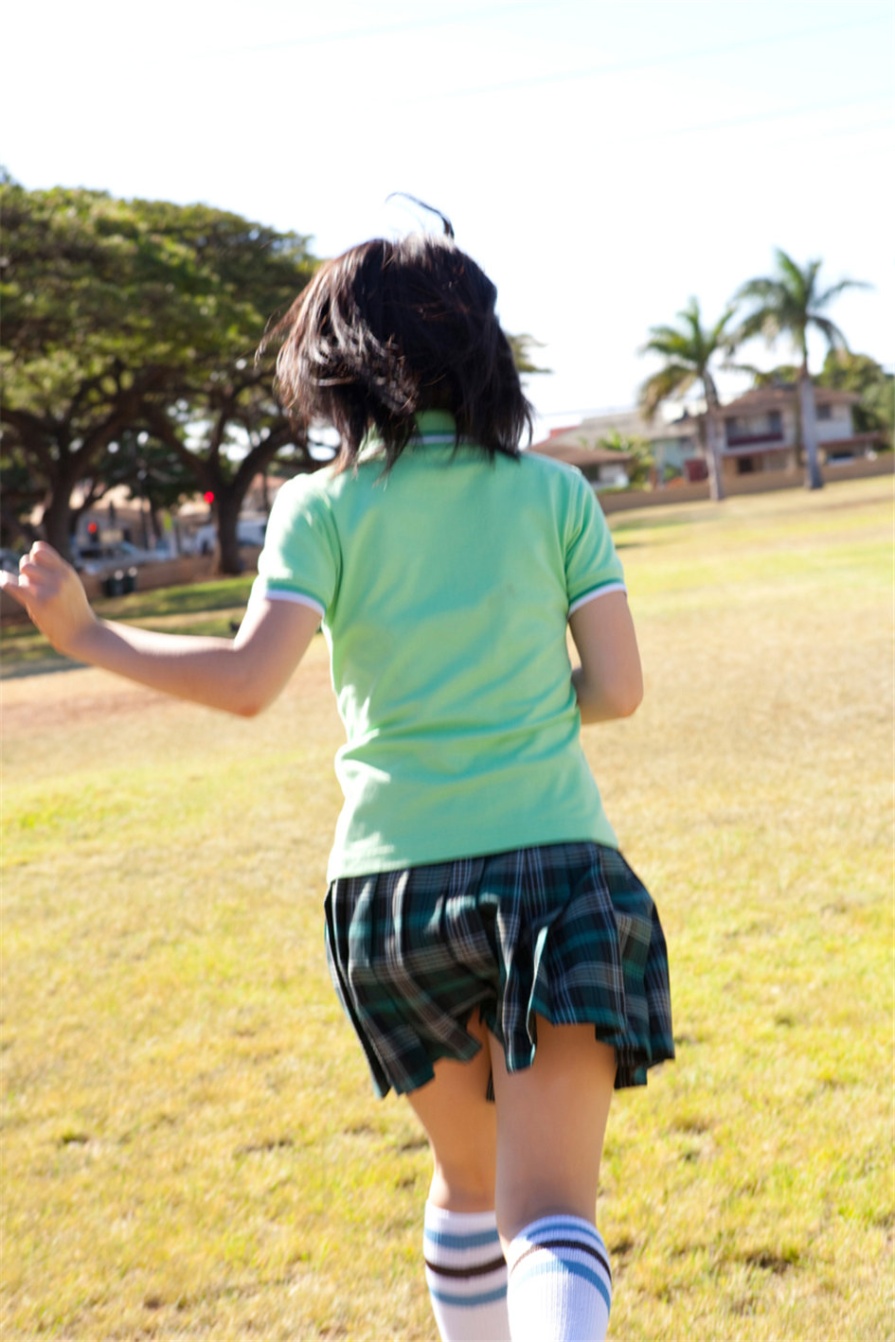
[
  {"left": 250, "top": 473, "right": 341, "bottom": 619},
  {"left": 563, "top": 470, "right": 626, "bottom": 613}
]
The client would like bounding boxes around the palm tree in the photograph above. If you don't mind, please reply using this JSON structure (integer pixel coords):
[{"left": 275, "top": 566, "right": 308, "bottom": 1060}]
[
  {"left": 734, "top": 249, "right": 868, "bottom": 490},
  {"left": 638, "top": 298, "right": 736, "bottom": 502}
]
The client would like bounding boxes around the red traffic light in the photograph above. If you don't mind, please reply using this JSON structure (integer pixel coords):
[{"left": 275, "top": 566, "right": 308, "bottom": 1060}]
[{"left": 203, "top": 491, "right": 215, "bottom": 505}]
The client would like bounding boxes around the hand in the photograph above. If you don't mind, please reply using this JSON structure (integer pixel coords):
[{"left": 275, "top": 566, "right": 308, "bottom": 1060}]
[{"left": 0, "top": 543, "right": 99, "bottom": 658}]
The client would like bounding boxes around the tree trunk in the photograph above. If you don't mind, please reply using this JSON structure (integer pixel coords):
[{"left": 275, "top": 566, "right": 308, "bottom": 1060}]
[
  {"left": 700, "top": 376, "right": 726, "bottom": 503},
  {"left": 705, "top": 408, "right": 726, "bottom": 502},
  {"left": 798, "top": 371, "right": 824, "bottom": 490},
  {"left": 40, "top": 471, "right": 80, "bottom": 561},
  {"left": 146, "top": 498, "right": 164, "bottom": 546},
  {"left": 215, "top": 491, "right": 244, "bottom": 576}
]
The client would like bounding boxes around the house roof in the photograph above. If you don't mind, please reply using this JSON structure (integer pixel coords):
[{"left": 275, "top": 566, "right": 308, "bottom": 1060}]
[
  {"left": 528, "top": 442, "right": 633, "bottom": 468},
  {"left": 532, "top": 408, "right": 696, "bottom": 455},
  {"left": 721, "top": 385, "right": 858, "bottom": 416}
]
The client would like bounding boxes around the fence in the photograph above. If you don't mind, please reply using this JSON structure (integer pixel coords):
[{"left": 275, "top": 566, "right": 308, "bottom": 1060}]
[{"left": 597, "top": 452, "right": 893, "bottom": 514}]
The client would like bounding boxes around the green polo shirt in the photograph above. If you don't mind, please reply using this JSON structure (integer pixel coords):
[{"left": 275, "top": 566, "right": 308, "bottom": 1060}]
[{"left": 252, "top": 411, "right": 626, "bottom": 879}]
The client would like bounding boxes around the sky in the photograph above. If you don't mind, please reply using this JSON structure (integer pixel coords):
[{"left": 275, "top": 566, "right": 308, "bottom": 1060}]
[{"left": 4, "top": 0, "right": 893, "bottom": 439}]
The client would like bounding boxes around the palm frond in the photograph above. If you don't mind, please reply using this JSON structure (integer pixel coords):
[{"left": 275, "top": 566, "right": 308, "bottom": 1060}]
[
  {"left": 676, "top": 296, "right": 703, "bottom": 332},
  {"left": 723, "top": 360, "right": 767, "bottom": 381},
  {"left": 640, "top": 334, "right": 686, "bottom": 361},
  {"left": 808, "top": 314, "right": 849, "bottom": 351},
  {"left": 735, "top": 249, "right": 868, "bottom": 369},
  {"left": 638, "top": 363, "right": 697, "bottom": 418},
  {"left": 735, "top": 307, "right": 783, "bottom": 345},
  {"left": 774, "top": 248, "right": 815, "bottom": 306},
  {"left": 814, "top": 277, "right": 872, "bottom": 308},
  {"left": 734, "top": 276, "right": 785, "bottom": 304},
  {"left": 710, "top": 304, "right": 737, "bottom": 340}
]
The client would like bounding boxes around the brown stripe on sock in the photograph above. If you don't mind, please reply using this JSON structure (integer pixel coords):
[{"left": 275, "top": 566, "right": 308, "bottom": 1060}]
[
  {"left": 425, "top": 1255, "right": 508, "bottom": 1279},
  {"left": 510, "top": 1237, "right": 611, "bottom": 1281}
]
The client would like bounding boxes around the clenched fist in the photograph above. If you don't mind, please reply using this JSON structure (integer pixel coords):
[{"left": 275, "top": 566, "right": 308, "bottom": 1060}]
[{"left": 0, "top": 543, "right": 98, "bottom": 659}]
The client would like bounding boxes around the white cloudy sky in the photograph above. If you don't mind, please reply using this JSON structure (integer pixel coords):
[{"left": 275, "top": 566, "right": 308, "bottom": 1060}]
[{"left": 4, "top": 0, "right": 893, "bottom": 437}]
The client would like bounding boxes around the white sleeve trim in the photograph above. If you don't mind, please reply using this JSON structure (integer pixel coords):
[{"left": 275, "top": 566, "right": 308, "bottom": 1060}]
[
  {"left": 568, "top": 582, "right": 627, "bottom": 616},
  {"left": 250, "top": 587, "right": 325, "bottom": 618}
]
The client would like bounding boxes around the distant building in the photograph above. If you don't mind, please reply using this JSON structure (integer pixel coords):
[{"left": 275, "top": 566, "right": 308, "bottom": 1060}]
[
  {"left": 530, "top": 385, "right": 881, "bottom": 488},
  {"left": 528, "top": 433, "right": 633, "bottom": 487},
  {"left": 717, "top": 385, "right": 877, "bottom": 475},
  {"left": 529, "top": 408, "right": 698, "bottom": 486}
]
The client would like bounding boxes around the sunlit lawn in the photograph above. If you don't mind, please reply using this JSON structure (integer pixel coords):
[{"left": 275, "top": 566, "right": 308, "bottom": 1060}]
[{"left": 2, "top": 475, "right": 893, "bottom": 1339}]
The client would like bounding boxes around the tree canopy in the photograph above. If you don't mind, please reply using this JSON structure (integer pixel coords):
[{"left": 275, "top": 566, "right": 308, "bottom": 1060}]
[{"left": 1, "top": 180, "right": 319, "bottom": 568}]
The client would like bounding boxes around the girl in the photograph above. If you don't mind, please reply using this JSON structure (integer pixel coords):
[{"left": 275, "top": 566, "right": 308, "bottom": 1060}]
[{"left": 2, "top": 217, "right": 674, "bottom": 1341}]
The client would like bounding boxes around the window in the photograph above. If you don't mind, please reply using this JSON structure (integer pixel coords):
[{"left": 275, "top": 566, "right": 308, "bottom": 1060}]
[
  {"left": 817, "top": 403, "right": 833, "bottom": 421},
  {"left": 725, "top": 418, "right": 741, "bottom": 446}
]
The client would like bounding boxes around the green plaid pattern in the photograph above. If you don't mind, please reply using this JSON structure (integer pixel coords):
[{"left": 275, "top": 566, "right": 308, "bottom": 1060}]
[{"left": 324, "top": 843, "right": 674, "bottom": 1097}]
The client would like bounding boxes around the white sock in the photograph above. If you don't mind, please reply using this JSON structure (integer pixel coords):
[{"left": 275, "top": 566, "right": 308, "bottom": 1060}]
[
  {"left": 424, "top": 1202, "right": 510, "bottom": 1341},
  {"left": 506, "top": 1215, "right": 612, "bottom": 1341}
]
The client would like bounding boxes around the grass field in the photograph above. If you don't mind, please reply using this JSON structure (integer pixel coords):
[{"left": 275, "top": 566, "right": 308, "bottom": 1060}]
[{"left": 2, "top": 475, "right": 893, "bottom": 1340}]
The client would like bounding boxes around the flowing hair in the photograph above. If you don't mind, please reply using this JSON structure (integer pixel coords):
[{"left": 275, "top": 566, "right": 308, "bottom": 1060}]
[{"left": 260, "top": 222, "right": 532, "bottom": 472}]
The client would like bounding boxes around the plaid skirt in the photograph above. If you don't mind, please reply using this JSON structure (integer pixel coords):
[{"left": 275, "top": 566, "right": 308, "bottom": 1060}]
[{"left": 324, "top": 842, "right": 674, "bottom": 1098}]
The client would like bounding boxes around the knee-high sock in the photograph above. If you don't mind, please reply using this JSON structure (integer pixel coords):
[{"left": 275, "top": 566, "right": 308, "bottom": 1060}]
[
  {"left": 506, "top": 1215, "right": 611, "bottom": 1341},
  {"left": 423, "top": 1202, "right": 510, "bottom": 1341}
]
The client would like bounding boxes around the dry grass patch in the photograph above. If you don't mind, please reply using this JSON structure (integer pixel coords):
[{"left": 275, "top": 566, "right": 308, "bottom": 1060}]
[{"left": 2, "top": 476, "right": 893, "bottom": 1339}]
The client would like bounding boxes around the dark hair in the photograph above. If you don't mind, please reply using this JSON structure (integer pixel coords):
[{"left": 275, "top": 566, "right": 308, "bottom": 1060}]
[{"left": 262, "top": 231, "right": 532, "bottom": 472}]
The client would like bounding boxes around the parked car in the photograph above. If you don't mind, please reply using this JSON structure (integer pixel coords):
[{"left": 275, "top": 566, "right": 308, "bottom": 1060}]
[
  {"left": 73, "top": 541, "right": 164, "bottom": 574},
  {"left": 72, "top": 541, "right": 167, "bottom": 596}
]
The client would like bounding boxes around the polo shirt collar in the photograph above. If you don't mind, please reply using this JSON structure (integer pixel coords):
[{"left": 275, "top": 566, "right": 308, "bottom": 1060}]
[
  {"left": 411, "top": 410, "right": 458, "bottom": 443},
  {"left": 359, "top": 411, "right": 459, "bottom": 459}
]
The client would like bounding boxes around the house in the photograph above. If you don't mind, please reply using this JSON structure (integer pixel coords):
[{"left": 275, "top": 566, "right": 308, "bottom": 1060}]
[
  {"left": 533, "top": 385, "right": 882, "bottom": 490},
  {"left": 529, "top": 409, "right": 699, "bottom": 486},
  {"left": 717, "top": 385, "right": 878, "bottom": 476},
  {"left": 528, "top": 431, "right": 633, "bottom": 487}
]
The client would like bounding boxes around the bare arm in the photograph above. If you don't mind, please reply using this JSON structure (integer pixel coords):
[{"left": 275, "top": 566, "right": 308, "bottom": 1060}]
[
  {"left": 0, "top": 543, "right": 319, "bottom": 716},
  {"left": 569, "top": 589, "right": 643, "bottom": 724}
]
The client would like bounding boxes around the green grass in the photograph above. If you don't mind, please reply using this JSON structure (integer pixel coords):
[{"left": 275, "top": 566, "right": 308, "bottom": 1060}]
[
  {"left": 2, "top": 476, "right": 893, "bottom": 1339},
  {"left": 0, "top": 575, "right": 256, "bottom": 678}
]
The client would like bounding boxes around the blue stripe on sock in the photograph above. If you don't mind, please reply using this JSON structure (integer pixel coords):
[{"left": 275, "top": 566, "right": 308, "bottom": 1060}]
[
  {"left": 429, "top": 1284, "right": 509, "bottom": 1309},
  {"left": 525, "top": 1218, "right": 601, "bottom": 1242},
  {"left": 511, "top": 1256, "right": 612, "bottom": 1312},
  {"left": 425, "top": 1227, "right": 502, "bottom": 1251}
]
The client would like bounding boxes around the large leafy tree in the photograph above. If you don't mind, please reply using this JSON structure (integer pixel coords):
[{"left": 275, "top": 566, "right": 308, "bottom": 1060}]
[
  {"left": 733, "top": 249, "right": 869, "bottom": 489},
  {"left": 139, "top": 363, "right": 304, "bottom": 574},
  {"left": 638, "top": 297, "right": 736, "bottom": 502},
  {"left": 2, "top": 182, "right": 177, "bottom": 556},
  {"left": 0, "top": 444, "right": 42, "bottom": 549},
  {"left": 0, "top": 180, "right": 318, "bottom": 569},
  {"left": 132, "top": 198, "right": 322, "bottom": 571},
  {"left": 85, "top": 430, "right": 199, "bottom": 548}
]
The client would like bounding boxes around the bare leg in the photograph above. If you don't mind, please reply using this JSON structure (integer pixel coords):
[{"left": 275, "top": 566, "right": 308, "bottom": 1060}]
[
  {"left": 488, "top": 1017, "right": 615, "bottom": 1244},
  {"left": 490, "top": 1018, "right": 616, "bottom": 1340},
  {"left": 406, "top": 1011, "right": 497, "bottom": 1211},
  {"left": 406, "top": 1015, "right": 509, "bottom": 1340}
]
